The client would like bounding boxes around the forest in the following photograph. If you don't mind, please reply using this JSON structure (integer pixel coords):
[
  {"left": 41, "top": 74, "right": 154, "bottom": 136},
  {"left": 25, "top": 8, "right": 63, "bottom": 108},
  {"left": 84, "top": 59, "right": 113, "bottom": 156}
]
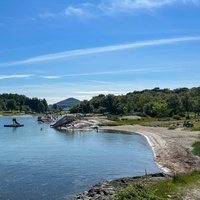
[
  {"left": 0, "top": 93, "right": 48, "bottom": 113},
  {"left": 70, "top": 87, "right": 200, "bottom": 119}
]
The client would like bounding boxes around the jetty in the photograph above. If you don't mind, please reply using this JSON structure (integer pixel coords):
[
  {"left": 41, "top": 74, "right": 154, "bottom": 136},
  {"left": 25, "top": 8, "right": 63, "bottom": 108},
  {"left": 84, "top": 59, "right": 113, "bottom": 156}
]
[{"left": 51, "top": 115, "right": 79, "bottom": 128}]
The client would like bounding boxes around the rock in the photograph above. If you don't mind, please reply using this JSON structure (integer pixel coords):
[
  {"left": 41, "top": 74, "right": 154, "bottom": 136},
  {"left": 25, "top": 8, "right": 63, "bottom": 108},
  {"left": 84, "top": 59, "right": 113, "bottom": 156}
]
[{"left": 75, "top": 173, "right": 168, "bottom": 200}]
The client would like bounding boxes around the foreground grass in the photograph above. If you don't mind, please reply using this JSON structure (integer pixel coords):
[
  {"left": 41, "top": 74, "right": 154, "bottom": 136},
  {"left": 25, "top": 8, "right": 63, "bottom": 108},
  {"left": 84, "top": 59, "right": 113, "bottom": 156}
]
[
  {"left": 151, "top": 171, "right": 200, "bottom": 199},
  {"left": 114, "top": 170, "right": 200, "bottom": 200}
]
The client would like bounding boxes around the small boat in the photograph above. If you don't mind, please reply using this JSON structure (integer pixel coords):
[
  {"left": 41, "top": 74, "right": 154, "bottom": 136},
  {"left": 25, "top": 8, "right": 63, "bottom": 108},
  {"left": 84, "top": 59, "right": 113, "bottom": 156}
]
[{"left": 4, "top": 124, "right": 24, "bottom": 127}]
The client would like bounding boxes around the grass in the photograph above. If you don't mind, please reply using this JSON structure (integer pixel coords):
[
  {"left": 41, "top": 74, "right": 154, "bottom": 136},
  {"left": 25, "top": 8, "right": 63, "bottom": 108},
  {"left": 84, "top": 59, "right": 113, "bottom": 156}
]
[
  {"left": 192, "top": 141, "right": 200, "bottom": 156},
  {"left": 0, "top": 111, "right": 15, "bottom": 116},
  {"left": 99, "top": 114, "right": 200, "bottom": 131},
  {"left": 114, "top": 171, "right": 200, "bottom": 200},
  {"left": 191, "top": 123, "right": 200, "bottom": 131},
  {"left": 151, "top": 171, "right": 200, "bottom": 199},
  {"left": 99, "top": 117, "right": 156, "bottom": 126}
]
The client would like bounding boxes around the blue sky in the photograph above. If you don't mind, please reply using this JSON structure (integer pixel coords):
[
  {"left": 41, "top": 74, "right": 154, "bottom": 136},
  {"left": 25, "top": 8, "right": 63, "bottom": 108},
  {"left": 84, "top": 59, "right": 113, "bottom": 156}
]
[{"left": 0, "top": 0, "right": 200, "bottom": 104}]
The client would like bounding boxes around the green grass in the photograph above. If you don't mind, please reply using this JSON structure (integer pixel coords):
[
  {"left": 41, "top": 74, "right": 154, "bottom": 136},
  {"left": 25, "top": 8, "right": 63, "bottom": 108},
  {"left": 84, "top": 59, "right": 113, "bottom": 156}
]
[
  {"left": 114, "top": 171, "right": 200, "bottom": 200},
  {"left": 191, "top": 123, "right": 200, "bottom": 131},
  {"left": 150, "top": 171, "right": 200, "bottom": 199},
  {"left": 113, "top": 182, "right": 164, "bottom": 200},
  {"left": 192, "top": 141, "right": 200, "bottom": 156},
  {"left": 99, "top": 117, "right": 156, "bottom": 126},
  {"left": 101, "top": 114, "right": 200, "bottom": 130},
  {"left": 0, "top": 111, "right": 15, "bottom": 116}
]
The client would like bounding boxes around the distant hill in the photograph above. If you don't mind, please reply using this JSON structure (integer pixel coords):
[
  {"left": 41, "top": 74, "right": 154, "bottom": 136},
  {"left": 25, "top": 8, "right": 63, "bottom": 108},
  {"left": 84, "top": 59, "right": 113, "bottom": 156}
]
[{"left": 50, "top": 98, "right": 80, "bottom": 110}]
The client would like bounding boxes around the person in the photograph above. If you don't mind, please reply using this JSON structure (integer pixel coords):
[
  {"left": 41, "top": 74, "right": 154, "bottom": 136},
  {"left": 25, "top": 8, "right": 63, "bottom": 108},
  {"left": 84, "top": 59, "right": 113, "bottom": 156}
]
[{"left": 12, "top": 118, "right": 19, "bottom": 125}]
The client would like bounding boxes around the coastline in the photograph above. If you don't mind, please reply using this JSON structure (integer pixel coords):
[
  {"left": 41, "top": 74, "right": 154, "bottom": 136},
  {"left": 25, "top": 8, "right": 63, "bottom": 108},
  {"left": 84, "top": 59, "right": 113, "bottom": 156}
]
[
  {"left": 101, "top": 125, "right": 200, "bottom": 174},
  {"left": 75, "top": 124, "right": 200, "bottom": 199}
]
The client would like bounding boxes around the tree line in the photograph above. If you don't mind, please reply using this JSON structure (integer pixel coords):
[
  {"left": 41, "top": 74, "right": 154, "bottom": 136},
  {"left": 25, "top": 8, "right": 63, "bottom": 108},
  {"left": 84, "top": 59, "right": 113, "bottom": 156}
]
[
  {"left": 70, "top": 87, "right": 200, "bottom": 118},
  {"left": 0, "top": 93, "right": 48, "bottom": 113}
]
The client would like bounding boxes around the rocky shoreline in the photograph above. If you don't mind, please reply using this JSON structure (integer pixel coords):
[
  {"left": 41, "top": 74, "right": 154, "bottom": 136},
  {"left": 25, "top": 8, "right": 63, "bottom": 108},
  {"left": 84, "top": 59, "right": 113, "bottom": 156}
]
[
  {"left": 56, "top": 117, "right": 200, "bottom": 200},
  {"left": 75, "top": 173, "right": 169, "bottom": 200}
]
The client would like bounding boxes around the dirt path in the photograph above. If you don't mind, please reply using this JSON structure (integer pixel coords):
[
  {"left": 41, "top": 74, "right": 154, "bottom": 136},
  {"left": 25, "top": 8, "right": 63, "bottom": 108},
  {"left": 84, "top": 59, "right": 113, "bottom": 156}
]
[{"left": 101, "top": 125, "right": 200, "bottom": 174}]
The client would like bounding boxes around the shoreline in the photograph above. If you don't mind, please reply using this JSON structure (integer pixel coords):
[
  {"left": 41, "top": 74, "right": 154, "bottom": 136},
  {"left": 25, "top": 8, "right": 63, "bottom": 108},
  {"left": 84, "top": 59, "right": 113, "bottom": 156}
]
[
  {"left": 75, "top": 124, "right": 200, "bottom": 199},
  {"left": 137, "top": 132, "right": 170, "bottom": 174},
  {"left": 101, "top": 125, "right": 200, "bottom": 174}
]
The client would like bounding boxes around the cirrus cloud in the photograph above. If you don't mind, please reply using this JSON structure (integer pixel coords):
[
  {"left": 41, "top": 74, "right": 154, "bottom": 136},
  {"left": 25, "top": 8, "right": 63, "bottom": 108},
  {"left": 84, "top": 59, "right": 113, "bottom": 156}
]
[
  {"left": 0, "top": 75, "right": 33, "bottom": 80},
  {"left": 39, "top": 0, "right": 200, "bottom": 20},
  {"left": 0, "top": 36, "right": 200, "bottom": 67}
]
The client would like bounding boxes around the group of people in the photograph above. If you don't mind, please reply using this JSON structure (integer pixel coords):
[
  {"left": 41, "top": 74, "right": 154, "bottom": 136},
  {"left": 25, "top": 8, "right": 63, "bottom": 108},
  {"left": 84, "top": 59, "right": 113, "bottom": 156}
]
[{"left": 183, "top": 121, "right": 194, "bottom": 127}]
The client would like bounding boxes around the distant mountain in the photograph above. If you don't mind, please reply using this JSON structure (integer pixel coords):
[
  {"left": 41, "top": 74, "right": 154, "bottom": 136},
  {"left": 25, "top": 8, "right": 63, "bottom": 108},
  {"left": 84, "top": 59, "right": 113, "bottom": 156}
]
[{"left": 50, "top": 98, "right": 80, "bottom": 110}]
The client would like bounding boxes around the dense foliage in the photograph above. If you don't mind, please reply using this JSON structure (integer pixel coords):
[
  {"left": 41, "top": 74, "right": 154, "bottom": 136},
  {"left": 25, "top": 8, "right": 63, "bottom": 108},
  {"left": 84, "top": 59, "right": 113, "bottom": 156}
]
[
  {"left": 70, "top": 87, "right": 200, "bottom": 118},
  {"left": 0, "top": 93, "right": 48, "bottom": 113}
]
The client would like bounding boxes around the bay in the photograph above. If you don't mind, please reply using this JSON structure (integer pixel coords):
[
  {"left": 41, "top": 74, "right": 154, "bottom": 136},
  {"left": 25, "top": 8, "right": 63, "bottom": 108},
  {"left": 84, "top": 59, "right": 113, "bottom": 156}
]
[{"left": 0, "top": 116, "right": 160, "bottom": 199}]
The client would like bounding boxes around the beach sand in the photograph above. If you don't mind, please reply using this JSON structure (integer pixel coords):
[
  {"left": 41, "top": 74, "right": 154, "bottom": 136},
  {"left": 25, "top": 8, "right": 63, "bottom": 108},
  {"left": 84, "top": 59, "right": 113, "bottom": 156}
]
[
  {"left": 101, "top": 125, "right": 200, "bottom": 174},
  {"left": 75, "top": 123, "right": 200, "bottom": 199}
]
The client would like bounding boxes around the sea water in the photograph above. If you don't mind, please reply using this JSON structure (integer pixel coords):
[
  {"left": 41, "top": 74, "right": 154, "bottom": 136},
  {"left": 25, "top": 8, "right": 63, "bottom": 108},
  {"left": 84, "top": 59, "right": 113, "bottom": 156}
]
[{"left": 0, "top": 116, "right": 160, "bottom": 199}]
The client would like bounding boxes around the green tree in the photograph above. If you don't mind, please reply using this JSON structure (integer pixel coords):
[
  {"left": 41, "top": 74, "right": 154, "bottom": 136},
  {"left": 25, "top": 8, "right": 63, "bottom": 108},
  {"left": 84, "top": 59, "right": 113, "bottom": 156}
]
[
  {"left": 166, "top": 94, "right": 181, "bottom": 116},
  {"left": 181, "top": 93, "right": 191, "bottom": 117},
  {"left": 153, "top": 102, "right": 170, "bottom": 119},
  {"left": 102, "top": 94, "right": 119, "bottom": 114},
  {"left": 6, "top": 99, "right": 17, "bottom": 111},
  {"left": 38, "top": 102, "right": 45, "bottom": 113},
  {"left": 69, "top": 104, "right": 80, "bottom": 113},
  {"left": 52, "top": 103, "right": 58, "bottom": 111},
  {"left": 80, "top": 100, "right": 93, "bottom": 113}
]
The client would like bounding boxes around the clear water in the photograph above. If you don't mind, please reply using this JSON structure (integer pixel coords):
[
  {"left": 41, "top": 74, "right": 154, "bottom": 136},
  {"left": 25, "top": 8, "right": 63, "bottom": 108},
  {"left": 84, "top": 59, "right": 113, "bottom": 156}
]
[{"left": 0, "top": 116, "right": 160, "bottom": 200}]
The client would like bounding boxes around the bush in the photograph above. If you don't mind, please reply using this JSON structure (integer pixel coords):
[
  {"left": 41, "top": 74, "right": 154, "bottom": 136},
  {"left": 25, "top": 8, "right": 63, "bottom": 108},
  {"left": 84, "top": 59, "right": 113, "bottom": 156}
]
[
  {"left": 173, "top": 115, "right": 181, "bottom": 120},
  {"left": 113, "top": 182, "right": 163, "bottom": 200},
  {"left": 172, "top": 174, "right": 187, "bottom": 184},
  {"left": 168, "top": 126, "right": 176, "bottom": 130},
  {"left": 192, "top": 141, "right": 200, "bottom": 156},
  {"left": 107, "top": 114, "right": 119, "bottom": 121},
  {"left": 186, "top": 115, "right": 190, "bottom": 120}
]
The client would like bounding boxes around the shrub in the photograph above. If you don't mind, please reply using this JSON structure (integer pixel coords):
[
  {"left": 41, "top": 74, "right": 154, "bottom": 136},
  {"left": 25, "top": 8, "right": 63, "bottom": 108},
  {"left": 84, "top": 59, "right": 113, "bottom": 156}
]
[
  {"left": 172, "top": 174, "right": 187, "bottom": 184},
  {"left": 168, "top": 126, "right": 176, "bottom": 130},
  {"left": 113, "top": 182, "right": 163, "bottom": 200},
  {"left": 186, "top": 115, "right": 190, "bottom": 120},
  {"left": 173, "top": 115, "right": 181, "bottom": 120},
  {"left": 192, "top": 141, "right": 200, "bottom": 156}
]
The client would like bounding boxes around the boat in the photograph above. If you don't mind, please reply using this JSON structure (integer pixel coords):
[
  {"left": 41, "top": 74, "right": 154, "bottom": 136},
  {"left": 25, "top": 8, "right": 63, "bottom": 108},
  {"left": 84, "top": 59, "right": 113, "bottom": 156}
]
[{"left": 4, "top": 124, "right": 24, "bottom": 127}]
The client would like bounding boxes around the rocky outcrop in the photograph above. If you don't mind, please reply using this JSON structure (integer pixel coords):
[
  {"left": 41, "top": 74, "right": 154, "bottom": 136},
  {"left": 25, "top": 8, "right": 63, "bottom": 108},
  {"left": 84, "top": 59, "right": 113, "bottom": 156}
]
[{"left": 75, "top": 173, "right": 168, "bottom": 200}]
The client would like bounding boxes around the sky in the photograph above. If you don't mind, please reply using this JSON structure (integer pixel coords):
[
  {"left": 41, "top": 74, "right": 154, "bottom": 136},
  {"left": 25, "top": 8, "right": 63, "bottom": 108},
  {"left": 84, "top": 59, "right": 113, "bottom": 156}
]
[{"left": 0, "top": 0, "right": 200, "bottom": 104}]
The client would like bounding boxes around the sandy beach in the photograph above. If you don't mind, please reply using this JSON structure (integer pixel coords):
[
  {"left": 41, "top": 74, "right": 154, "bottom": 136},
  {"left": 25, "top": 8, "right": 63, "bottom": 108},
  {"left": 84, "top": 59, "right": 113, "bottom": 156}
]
[
  {"left": 76, "top": 124, "right": 200, "bottom": 199},
  {"left": 101, "top": 125, "right": 200, "bottom": 174}
]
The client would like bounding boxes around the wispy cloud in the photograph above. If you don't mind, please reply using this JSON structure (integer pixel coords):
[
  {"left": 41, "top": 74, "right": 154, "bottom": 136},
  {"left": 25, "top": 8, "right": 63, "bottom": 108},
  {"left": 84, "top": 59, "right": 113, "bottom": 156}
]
[
  {"left": 0, "top": 36, "right": 200, "bottom": 68},
  {"left": 99, "top": 0, "right": 200, "bottom": 14},
  {"left": 39, "top": 12, "right": 57, "bottom": 19},
  {"left": 63, "top": 66, "right": 178, "bottom": 77},
  {"left": 40, "top": 76, "right": 61, "bottom": 79},
  {"left": 39, "top": 0, "right": 200, "bottom": 19},
  {"left": 64, "top": 4, "right": 95, "bottom": 18},
  {"left": 0, "top": 75, "right": 32, "bottom": 80}
]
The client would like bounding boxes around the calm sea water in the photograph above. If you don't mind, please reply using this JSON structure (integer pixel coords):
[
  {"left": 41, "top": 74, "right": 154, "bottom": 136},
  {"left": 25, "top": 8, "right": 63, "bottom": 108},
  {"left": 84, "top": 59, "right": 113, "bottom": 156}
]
[{"left": 0, "top": 116, "right": 160, "bottom": 200}]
